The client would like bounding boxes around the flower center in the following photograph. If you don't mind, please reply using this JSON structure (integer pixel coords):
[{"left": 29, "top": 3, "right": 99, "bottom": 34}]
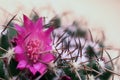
[{"left": 26, "top": 40, "right": 41, "bottom": 63}]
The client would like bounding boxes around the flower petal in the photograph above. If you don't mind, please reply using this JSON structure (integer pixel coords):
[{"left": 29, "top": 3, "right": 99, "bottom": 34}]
[
  {"left": 44, "top": 27, "right": 53, "bottom": 44},
  {"left": 41, "top": 53, "right": 55, "bottom": 63},
  {"left": 14, "top": 46, "right": 26, "bottom": 61},
  {"left": 17, "top": 60, "right": 27, "bottom": 69},
  {"left": 27, "top": 65, "right": 37, "bottom": 75},
  {"left": 33, "top": 63, "right": 47, "bottom": 74},
  {"left": 23, "top": 15, "right": 33, "bottom": 30},
  {"left": 35, "top": 17, "right": 43, "bottom": 30},
  {"left": 14, "top": 46, "right": 24, "bottom": 53},
  {"left": 45, "top": 27, "right": 53, "bottom": 36},
  {"left": 14, "top": 24, "right": 25, "bottom": 34}
]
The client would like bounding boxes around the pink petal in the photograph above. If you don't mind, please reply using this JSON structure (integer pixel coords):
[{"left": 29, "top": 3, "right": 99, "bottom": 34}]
[
  {"left": 33, "top": 63, "right": 47, "bottom": 74},
  {"left": 27, "top": 65, "right": 37, "bottom": 75},
  {"left": 43, "top": 27, "right": 53, "bottom": 45},
  {"left": 14, "top": 46, "right": 26, "bottom": 61},
  {"left": 45, "top": 45, "right": 52, "bottom": 51},
  {"left": 39, "top": 64, "right": 47, "bottom": 74},
  {"left": 23, "top": 15, "right": 33, "bottom": 30},
  {"left": 14, "top": 46, "right": 24, "bottom": 53},
  {"left": 14, "top": 24, "right": 25, "bottom": 34},
  {"left": 15, "top": 53, "right": 26, "bottom": 61},
  {"left": 17, "top": 60, "right": 27, "bottom": 69},
  {"left": 35, "top": 17, "right": 43, "bottom": 30},
  {"left": 41, "top": 53, "right": 55, "bottom": 63},
  {"left": 40, "top": 28, "right": 53, "bottom": 45},
  {"left": 45, "top": 27, "right": 53, "bottom": 36}
]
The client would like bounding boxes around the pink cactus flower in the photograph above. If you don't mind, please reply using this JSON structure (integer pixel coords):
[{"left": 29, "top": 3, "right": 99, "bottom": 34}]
[{"left": 13, "top": 15, "right": 55, "bottom": 75}]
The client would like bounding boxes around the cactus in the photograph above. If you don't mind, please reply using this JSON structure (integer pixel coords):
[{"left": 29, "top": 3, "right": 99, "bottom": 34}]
[{"left": 0, "top": 12, "right": 119, "bottom": 80}]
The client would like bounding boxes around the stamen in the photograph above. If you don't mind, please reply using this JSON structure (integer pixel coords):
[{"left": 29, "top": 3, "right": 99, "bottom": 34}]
[{"left": 26, "top": 40, "right": 41, "bottom": 63}]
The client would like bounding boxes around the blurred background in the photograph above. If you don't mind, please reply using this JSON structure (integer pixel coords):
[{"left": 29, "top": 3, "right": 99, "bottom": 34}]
[{"left": 0, "top": 0, "right": 120, "bottom": 79}]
